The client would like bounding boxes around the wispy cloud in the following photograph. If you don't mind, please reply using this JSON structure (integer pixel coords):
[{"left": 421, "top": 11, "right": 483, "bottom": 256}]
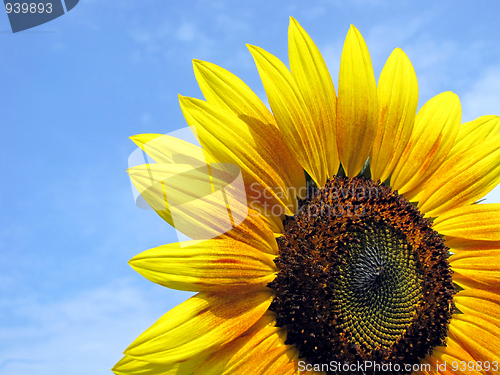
[
  {"left": 0, "top": 278, "right": 192, "bottom": 375},
  {"left": 461, "top": 65, "right": 500, "bottom": 122}
]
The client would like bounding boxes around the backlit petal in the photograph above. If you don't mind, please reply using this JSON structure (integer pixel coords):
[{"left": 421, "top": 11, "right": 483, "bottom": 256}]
[
  {"left": 336, "top": 25, "right": 377, "bottom": 177},
  {"left": 370, "top": 48, "right": 418, "bottom": 182},
  {"left": 391, "top": 92, "right": 461, "bottom": 195},
  {"left": 129, "top": 238, "right": 277, "bottom": 293},
  {"left": 125, "top": 291, "right": 273, "bottom": 364},
  {"left": 422, "top": 344, "right": 482, "bottom": 375},
  {"left": 288, "top": 17, "right": 339, "bottom": 180},
  {"left": 193, "top": 313, "right": 286, "bottom": 375},
  {"left": 192, "top": 59, "right": 306, "bottom": 200},
  {"left": 448, "top": 314, "right": 500, "bottom": 374},
  {"left": 112, "top": 354, "right": 207, "bottom": 375},
  {"left": 130, "top": 133, "right": 214, "bottom": 165},
  {"left": 455, "top": 289, "right": 500, "bottom": 328},
  {"left": 179, "top": 95, "right": 303, "bottom": 223},
  {"left": 434, "top": 204, "right": 500, "bottom": 241},
  {"left": 449, "top": 115, "right": 500, "bottom": 157},
  {"left": 128, "top": 162, "right": 254, "bottom": 242},
  {"left": 417, "top": 136, "right": 500, "bottom": 217},
  {"left": 237, "top": 345, "right": 299, "bottom": 375},
  {"left": 450, "top": 250, "right": 500, "bottom": 290},
  {"left": 247, "top": 44, "right": 328, "bottom": 187}
]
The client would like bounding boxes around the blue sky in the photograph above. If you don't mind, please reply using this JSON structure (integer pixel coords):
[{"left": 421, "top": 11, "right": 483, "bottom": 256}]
[{"left": 1, "top": 0, "right": 500, "bottom": 374}]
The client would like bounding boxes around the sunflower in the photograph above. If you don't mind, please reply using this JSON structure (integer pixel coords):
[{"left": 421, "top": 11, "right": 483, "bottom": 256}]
[{"left": 114, "top": 18, "right": 500, "bottom": 375}]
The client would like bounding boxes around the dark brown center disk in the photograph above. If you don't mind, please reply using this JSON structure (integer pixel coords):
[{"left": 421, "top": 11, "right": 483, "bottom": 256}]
[{"left": 268, "top": 176, "right": 455, "bottom": 375}]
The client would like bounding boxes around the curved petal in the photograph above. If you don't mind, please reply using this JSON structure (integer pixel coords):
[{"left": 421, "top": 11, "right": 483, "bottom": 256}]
[
  {"left": 417, "top": 136, "right": 500, "bottom": 217},
  {"left": 219, "top": 205, "right": 281, "bottom": 251},
  {"left": 112, "top": 354, "right": 208, "bottom": 375},
  {"left": 391, "top": 92, "right": 461, "bottom": 195},
  {"left": 434, "top": 204, "right": 500, "bottom": 241},
  {"left": 192, "top": 59, "right": 306, "bottom": 199},
  {"left": 130, "top": 133, "right": 215, "bottom": 165},
  {"left": 128, "top": 135, "right": 216, "bottom": 226},
  {"left": 450, "top": 250, "right": 500, "bottom": 290},
  {"left": 370, "top": 48, "right": 418, "bottom": 182},
  {"left": 193, "top": 313, "right": 286, "bottom": 375},
  {"left": 448, "top": 314, "right": 500, "bottom": 374},
  {"left": 247, "top": 44, "right": 328, "bottom": 187},
  {"left": 179, "top": 95, "right": 303, "bottom": 224},
  {"left": 261, "top": 350, "right": 298, "bottom": 375},
  {"left": 454, "top": 289, "right": 500, "bottom": 329},
  {"left": 125, "top": 291, "right": 273, "bottom": 364},
  {"left": 336, "top": 25, "right": 378, "bottom": 177},
  {"left": 421, "top": 344, "right": 483, "bottom": 375},
  {"left": 238, "top": 345, "right": 299, "bottom": 375},
  {"left": 449, "top": 115, "right": 500, "bottom": 157},
  {"left": 128, "top": 162, "right": 257, "bottom": 242},
  {"left": 444, "top": 238, "right": 500, "bottom": 252},
  {"left": 410, "top": 116, "right": 500, "bottom": 202},
  {"left": 267, "top": 363, "right": 297, "bottom": 375},
  {"left": 129, "top": 238, "right": 277, "bottom": 293},
  {"left": 288, "top": 17, "right": 339, "bottom": 180}
]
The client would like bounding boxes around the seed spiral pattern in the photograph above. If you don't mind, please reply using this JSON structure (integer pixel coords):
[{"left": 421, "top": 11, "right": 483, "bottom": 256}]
[
  {"left": 268, "top": 176, "right": 455, "bottom": 375},
  {"left": 335, "top": 223, "right": 423, "bottom": 349}
]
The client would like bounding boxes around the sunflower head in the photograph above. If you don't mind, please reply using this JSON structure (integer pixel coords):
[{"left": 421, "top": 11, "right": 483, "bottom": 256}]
[
  {"left": 269, "top": 176, "right": 455, "bottom": 372},
  {"left": 116, "top": 17, "right": 500, "bottom": 375}
]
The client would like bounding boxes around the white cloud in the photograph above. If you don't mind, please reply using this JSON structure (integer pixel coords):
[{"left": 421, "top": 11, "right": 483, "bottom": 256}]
[
  {"left": 461, "top": 66, "right": 500, "bottom": 122},
  {"left": 0, "top": 278, "right": 192, "bottom": 375},
  {"left": 175, "top": 23, "right": 197, "bottom": 42},
  {"left": 215, "top": 14, "right": 250, "bottom": 33}
]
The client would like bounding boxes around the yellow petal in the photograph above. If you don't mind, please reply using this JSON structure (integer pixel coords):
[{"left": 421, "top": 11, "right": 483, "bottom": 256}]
[
  {"left": 423, "top": 344, "right": 483, "bottom": 375},
  {"left": 129, "top": 238, "right": 277, "bottom": 293},
  {"left": 288, "top": 17, "right": 339, "bottom": 180},
  {"left": 455, "top": 289, "right": 500, "bottom": 329},
  {"left": 179, "top": 95, "right": 303, "bottom": 224},
  {"left": 449, "top": 115, "right": 500, "bottom": 157},
  {"left": 127, "top": 135, "right": 247, "bottom": 234},
  {"left": 417, "top": 135, "right": 500, "bottom": 217},
  {"left": 450, "top": 250, "right": 500, "bottom": 290},
  {"left": 220, "top": 205, "right": 280, "bottom": 251},
  {"left": 125, "top": 291, "right": 273, "bottom": 364},
  {"left": 433, "top": 204, "right": 500, "bottom": 241},
  {"left": 247, "top": 44, "right": 328, "bottom": 187},
  {"left": 261, "top": 350, "right": 297, "bottom": 375},
  {"left": 444, "top": 238, "right": 500, "bottom": 252},
  {"left": 449, "top": 314, "right": 500, "bottom": 373},
  {"left": 266, "top": 362, "right": 297, "bottom": 375},
  {"left": 130, "top": 133, "right": 214, "bottom": 165},
  {"left": 128, "top": 162, "right": 253, "bottom": 242},
  {"left": 416, "top": 116, "right": 500, "bottom": 203},
  {"left": 370, "top": 48, "right": 418, "bottom": 182},
  {"left": 192, "top": 59, "right": 306, "bottom": 199},
  {"left": 193, "top": 60, "right": 276, "bottom": 126},
  {"left": 391, "top": 91, "right": 461, "bottom": 195},
  {"left": 193, "top": 313, "right": 285, "bottom": 375},
  {"left": 336, "top": 25, "right": 377, "bottom": 177},
  {"left": 237, "top": 345, "right": 298, "bottom": 375},
  {"left": 112, "top": 354, "right": 207, "bottom": 375}
]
